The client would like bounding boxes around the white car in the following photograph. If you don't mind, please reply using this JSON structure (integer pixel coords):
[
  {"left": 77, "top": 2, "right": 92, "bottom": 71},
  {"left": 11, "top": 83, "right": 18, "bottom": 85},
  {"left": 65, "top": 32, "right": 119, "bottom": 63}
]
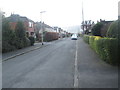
[{"left": 71, "top": 34, "right": 77, "bottom": 40}]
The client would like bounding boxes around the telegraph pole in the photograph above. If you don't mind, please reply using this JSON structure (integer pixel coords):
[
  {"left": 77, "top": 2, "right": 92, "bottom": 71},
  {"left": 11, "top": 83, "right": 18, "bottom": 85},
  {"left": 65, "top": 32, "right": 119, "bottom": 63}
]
[
  {"left": 82, "top": 1, "right": 85, "bottom": 33},
  {"left": 40, "top": 11, "right": 46, "bottom": 45}
]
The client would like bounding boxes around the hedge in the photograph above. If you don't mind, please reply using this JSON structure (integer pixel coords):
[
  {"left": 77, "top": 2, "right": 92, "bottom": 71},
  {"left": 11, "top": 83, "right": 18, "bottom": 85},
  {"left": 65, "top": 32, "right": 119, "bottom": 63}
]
[
  {"left": 83, "top": 35, "right": 118, "bottom": 65},
  {"left": 29, "top": 36, "right": 35, "bottom": 46},
  {"left": 83, "top": 35, "right": 89, "bottom": 44},
  {"left": 2, "top": 19, "right": 31, "bottom": 53},
  {"left": 44, "top": 32, "right": 59, "bottom": 42},
  {"left": 107, "top": 20, "right": 118, "bottom": 38},
  {"left": 91, "top": 22, "right": 104, "bottom": 36}
]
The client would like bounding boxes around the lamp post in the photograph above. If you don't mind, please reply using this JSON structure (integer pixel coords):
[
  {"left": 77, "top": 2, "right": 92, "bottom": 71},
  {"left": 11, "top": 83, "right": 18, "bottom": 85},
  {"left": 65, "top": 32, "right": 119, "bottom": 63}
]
[{"left": 40, "top": 11, "right": 46, "bottom": 45}]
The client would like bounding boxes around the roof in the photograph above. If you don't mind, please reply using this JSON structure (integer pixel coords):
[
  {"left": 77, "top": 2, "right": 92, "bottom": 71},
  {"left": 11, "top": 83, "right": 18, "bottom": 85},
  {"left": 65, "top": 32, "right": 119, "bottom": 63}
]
[
  {"left": 100, "top": 20, "right": 114, "bottom": 24},
  {"left": 7, "top": 14, "right": 34, "bottom": 22},
  {"left": 35, "top": 22, "right": 53, "bottom": 29}
]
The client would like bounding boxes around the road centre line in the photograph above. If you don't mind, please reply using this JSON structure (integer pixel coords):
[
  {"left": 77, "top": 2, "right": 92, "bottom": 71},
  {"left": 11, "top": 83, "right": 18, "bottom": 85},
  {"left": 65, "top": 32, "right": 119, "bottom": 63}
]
[{"left": 74, "top": 40, "right": 79, "bottom": 88}]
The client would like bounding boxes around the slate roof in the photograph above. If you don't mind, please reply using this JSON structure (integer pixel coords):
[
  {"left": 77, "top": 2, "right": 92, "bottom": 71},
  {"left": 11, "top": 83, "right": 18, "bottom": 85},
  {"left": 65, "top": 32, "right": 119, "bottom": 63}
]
[
  {"left": 7, "top": 14, "right": 34, "bottom": 22},
  {"left": 100, "top": 20, "right": 113, "bottom": 24},
  {"left": 35, "top": 22, "right": 53, "bottom": 29}
]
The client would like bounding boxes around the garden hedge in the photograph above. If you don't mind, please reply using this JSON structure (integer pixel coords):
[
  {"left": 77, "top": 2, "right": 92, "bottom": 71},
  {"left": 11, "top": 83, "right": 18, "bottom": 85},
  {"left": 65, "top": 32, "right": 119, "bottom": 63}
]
[
  {"left": 107, "top": 20, "right": 118, "bottom": 38},
  {"left": 44, "top": 32, "right": 59, "bottom": 42},
  {"left": 29, "top": 36, "right": 35, "bottom": 46},
  {"left": 83, "top": 35, "right": 118, "bottom": 65},
  {"left": 83, "top": 35, "right": 89, "bottom": 44}
]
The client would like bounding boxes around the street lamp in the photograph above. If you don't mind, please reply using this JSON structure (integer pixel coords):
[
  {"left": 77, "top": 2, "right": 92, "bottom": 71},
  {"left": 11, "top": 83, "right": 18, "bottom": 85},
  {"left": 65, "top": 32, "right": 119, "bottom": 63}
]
[{"left": 40, "top": 11, "right": 46, "bottom": 45}]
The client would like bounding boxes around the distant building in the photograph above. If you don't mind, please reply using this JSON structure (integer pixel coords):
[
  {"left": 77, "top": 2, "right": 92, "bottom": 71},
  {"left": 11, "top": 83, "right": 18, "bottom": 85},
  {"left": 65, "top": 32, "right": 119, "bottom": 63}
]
[
  {"left": 53, "top": 27, "right": 67, "bottom": 38},
  {"left": 7, "top": 14, "right": 35, "bottom": 37},
  {"left": 81, "top": 20, "right": 95, "bottom": 34},
  {"left": 34, "top": 22, "right": 55, "bottom": 33},
  {"left": 34, "top": 22, "right": 57, "bottom": 41},
  {"left": 53, "top": 26, "right": 59, "bottom": 33}
]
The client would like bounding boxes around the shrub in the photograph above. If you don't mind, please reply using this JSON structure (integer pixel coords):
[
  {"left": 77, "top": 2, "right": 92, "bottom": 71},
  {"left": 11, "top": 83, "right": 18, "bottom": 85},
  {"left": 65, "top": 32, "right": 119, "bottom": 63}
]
[
  {"left": 89, "top": 36, "right": 96, "bottom": 50},
  {"left": 2, "top": 19, "right": 17, "bottom": 53},
  {"left": 15, "top": 21, "right": 30, "bottom": 48},
  {"left": 2, "top": 19, "right": 30, "bottom": 53},
  {"left": 106, "top": 20, "right": 120, "bottom": 64},
  {"left": 83, "top": 35, "right": 89, "bottom": 44},
  {"left": 29, "top": 36, "right": 35, "bottom": 46},
  {"left": 91, "top": 22, "right": 104, "bottom": 36},
  {"left": 85, "top": 36, "right": 118, "bottom": 65},
  {"left": 44, "top": 32, "right": 59, "bottom": 42},
  {"left": 106, "top": 20, "right": 118, "bottom": 38},
  {"left": 2, "top": 41, "right": 16, "bottom": 53},
  {"left": 23, "top": 37, "right": 31, "bottom": 47},
  {"left": 15, "top": 21, "right": 26, "bottom": 39}
]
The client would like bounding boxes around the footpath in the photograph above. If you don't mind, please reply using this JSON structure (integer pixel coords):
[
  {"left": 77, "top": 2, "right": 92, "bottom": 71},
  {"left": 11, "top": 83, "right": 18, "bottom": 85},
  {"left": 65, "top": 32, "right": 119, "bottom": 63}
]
[
  {"left": 77, "top": 38, "right": 118, "bottom": 88},
  {"left": 2, "top": 37, "right": 67, "bottom": 61},
  {"left": 2, "top": 42, "right": 44, "bottom": 61}
]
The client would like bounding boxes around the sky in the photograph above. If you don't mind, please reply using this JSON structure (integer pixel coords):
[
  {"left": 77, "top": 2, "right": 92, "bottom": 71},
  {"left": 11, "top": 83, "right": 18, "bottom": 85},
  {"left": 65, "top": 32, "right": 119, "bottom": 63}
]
[{"left": 0, "top": 0, "right": 119, "bottom": 33}]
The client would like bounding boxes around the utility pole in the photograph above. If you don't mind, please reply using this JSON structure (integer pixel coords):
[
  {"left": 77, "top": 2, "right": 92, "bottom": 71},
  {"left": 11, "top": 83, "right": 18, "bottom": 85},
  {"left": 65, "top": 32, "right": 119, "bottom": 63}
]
[
  {"left": 40, "top": 11, "right": 46, "bottom": 45},
  {"left": 82, "top": 1, "right": 85, "bottom": 33}
]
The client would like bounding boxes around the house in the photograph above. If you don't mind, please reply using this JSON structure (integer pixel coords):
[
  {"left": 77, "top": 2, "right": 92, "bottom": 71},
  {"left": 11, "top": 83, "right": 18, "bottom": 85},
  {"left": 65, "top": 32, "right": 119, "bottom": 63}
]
[
  {"left": 7, "top": 14, "right": 35, "bottom": 37},
  {"left": 34, "top": 22, "right": 56, "bottom": 34},
  {"left": 34, "top": 22, "right": 58, "bottom": 41},
  {"left": 53, "top": 26, "right": 62, "bottom": 33},
  {"left": 81, "top": 20, "right": 95, "bottom": 34}
]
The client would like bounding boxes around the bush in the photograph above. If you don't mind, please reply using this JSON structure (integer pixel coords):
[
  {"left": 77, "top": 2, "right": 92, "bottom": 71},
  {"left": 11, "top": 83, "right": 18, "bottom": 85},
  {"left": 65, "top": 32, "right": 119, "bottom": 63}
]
[
  {"left": 106, "top": 20, "right": 120, "bottom": 64},
  {"left": 29, "top": 36, "right": 35, "bottom": 46},
  {"left": 44, "top": 32, "right": 59, "bottom": 42},
  {"left": 89, "top": 36, "right": 95, "bottom": 50},
  {"left": 106, "top": 20, "right": 118, "bottom": 38},
  {"left": 84, "top": 36, "right": 118, "bottom": 65},
  {"left": 91, "top": 22, "right": 104, "bottom": 36},
  {"left": 2, "top": 41, "right": 16, "bottom": 53},
  {"left": 15, "top": 21, "right": 30, "bottom": 48},
  {"left": 2, "top": 19, "right": 17, "bottom": 53},
  {"left": 23, "top": 37, "right": 31, "bottom": 47},
  {"left": 83, "top": 35, "right": 89, "bottom": 44},
  {"left": 2, "top": 19, "right": 30, "bottom": 53}
]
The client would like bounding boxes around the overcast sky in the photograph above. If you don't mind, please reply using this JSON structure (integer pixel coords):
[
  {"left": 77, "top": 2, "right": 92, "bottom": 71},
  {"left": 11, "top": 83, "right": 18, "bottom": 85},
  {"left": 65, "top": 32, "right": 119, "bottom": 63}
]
[{"left": 0, "top": 0, "right": 119, "bottom": 32}]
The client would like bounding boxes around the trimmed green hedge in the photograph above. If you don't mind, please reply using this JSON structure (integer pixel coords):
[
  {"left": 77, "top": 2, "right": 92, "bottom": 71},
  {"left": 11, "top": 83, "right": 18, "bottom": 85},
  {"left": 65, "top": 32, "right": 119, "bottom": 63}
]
[
  {"left": 107, "top": 20, "right": 118, "bottom": 38},
  {"left": 44, "top": 32, "right": 59, "bottom": 42},
  {"left": 83, "top": 35, "right": 89, "bottom": 44},
  {"left": 83, "top": 35, "right": 118, "bottom": 65}
]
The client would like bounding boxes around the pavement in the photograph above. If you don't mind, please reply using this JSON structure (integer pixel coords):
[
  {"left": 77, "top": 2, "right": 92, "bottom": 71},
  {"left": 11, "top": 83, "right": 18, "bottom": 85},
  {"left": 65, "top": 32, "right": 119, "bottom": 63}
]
[
  {"left": 77, "top": 38, "right": 118, "bottom": 88},
  {"left": 2, "top": 42, "right": 44, "bottom": 61},
  {"left": 2, "top": 37, "right": 118, "bottom": 88},
  {"left": 2, "top": 38, "right": 65, "bottom": 61}
]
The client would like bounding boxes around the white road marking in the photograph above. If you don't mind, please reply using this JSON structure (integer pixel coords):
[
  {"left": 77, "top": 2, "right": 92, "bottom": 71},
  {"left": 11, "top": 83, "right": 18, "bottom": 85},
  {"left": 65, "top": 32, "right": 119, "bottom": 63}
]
[{"left": 74, "top": 40, "right": 79, "bottom": 88}]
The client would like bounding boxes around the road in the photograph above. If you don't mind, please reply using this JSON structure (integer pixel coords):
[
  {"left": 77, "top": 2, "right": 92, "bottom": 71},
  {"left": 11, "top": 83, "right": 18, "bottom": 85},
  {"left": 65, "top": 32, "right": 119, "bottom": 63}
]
[{"left": 2, "top": 37, "right": 118, "bottom": 88}]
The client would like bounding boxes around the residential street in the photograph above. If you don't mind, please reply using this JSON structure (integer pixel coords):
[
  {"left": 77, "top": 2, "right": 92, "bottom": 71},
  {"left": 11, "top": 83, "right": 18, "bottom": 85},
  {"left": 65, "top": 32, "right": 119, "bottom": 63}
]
[{"left": 2, "top": 37, "right": 118, "bottom": 88}]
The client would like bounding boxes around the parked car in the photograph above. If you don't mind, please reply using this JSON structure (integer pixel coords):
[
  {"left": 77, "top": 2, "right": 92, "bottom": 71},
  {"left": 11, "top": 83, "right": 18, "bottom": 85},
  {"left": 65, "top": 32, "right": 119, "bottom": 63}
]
[{"left": 71, "top": 34, "right": 77, "bottom": 40}]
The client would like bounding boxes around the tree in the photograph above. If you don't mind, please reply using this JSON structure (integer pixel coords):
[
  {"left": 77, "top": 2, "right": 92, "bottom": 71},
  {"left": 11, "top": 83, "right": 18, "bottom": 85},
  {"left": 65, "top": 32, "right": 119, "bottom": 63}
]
[
  {"left": 106, "top": 20, "right": 118, "bottom": 38},
  {"left": 15, "top": 21, "right": 26, "bottom": 39},
  {"left": 91, "top": 22, "right": 103, "bottom": 36},
  {"left": 15, "top": 21, "right": 30, "bottom": 49},
  {"left": 2, "top": 18, "right": 16, "bottom": 52}
]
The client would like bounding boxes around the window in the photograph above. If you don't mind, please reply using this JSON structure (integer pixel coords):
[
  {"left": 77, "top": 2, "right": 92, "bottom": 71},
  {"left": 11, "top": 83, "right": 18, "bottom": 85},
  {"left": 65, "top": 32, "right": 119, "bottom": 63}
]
[{"left": 29, "top": 22, "right": 33, "bottom": 28}]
